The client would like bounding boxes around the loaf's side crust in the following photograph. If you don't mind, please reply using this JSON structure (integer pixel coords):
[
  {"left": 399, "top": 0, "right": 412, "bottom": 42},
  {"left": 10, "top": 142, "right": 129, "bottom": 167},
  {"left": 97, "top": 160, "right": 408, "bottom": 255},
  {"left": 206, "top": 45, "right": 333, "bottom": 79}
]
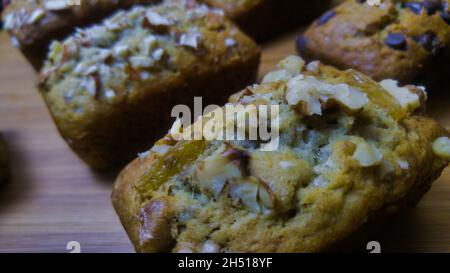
[
  {"left": 300, "top": 0, "right": 450, "bottom": 83},
  {"left": 112, "top": 154, "right": 157, "bottom": 251}
]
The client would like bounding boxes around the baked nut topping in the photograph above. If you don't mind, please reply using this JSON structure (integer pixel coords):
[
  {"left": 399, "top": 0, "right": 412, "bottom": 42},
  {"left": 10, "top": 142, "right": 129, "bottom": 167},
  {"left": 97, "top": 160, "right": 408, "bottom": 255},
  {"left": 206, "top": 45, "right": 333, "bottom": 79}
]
[
  {"left": 38, "top": 0, "right": 260, "bottom": 168},
  {"left": 286, "top": 75, "right": 369, "bottom": 115},
  {"left": 432, "top": 136, "right": 450, "bottom": 160},
  {"left": 139, "top": 197, "right": 175, "bottom": 252},
  {"left": 113, "top": 56, "right": 449, "bottom": 253},
  {"left": 195, "top": 144, "right": 249, "bottom": 197},
  {"left": 352, "top": 140, "right": 383, "bottom": 167},
  {"left": 379, "top": 79, "right": 421, "bottom": 111}
]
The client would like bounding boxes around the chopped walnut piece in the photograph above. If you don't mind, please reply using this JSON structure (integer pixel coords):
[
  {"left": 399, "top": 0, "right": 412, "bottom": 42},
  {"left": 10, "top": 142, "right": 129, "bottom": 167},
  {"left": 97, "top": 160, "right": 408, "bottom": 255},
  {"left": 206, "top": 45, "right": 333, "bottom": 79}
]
[
  {"left": 262, "top": 69, "right": 294, "bottom": 84},
  {"left": 195, "top": 144, "right": 249, "bottom": 197},
  {"left": 352, "top": 141, "right": 383, "bottom": 167},
  {"left": 379, "top": 79, "right": 420, "bottom": 112},
  {"left": 179, "top": 31, "right": 201, "bottom": 49},
  {"left": 44, "top": 0, "right": 70, "bottom": 11},
  {"left": 28, "top": 9, "right": 45, "bottom": 24},
  {"left": 143, "top": 10, "right": 171, "bottom": 33},
  {"left": 139, "top": 197, "right": 175, "bottom": 252},
  {"left": 277, "top": 55, "right": 305, "bottom": 76},
  {"left": 285, "top": 75, "right": 368, "bottom": 116},
  {"left": 432, "top": 137, "right": 450, "bottom": 160}
]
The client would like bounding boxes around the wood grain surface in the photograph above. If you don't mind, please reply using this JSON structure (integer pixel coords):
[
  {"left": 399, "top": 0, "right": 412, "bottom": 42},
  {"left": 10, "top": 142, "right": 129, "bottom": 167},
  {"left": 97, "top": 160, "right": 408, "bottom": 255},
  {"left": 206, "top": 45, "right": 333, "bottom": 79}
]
[{"left": 0, "top": 28, "right": 449, "bottom": 253}]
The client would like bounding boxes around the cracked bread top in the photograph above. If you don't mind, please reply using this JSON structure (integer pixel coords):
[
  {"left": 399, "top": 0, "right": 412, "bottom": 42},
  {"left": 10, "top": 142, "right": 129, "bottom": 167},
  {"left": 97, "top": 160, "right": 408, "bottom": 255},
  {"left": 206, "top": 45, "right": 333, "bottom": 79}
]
[
  {"left": 112, "top": 55, "right": 450, "bottom": 253},
  {"left": 300, "top": 0, "right": 450, "bottom": 82}
]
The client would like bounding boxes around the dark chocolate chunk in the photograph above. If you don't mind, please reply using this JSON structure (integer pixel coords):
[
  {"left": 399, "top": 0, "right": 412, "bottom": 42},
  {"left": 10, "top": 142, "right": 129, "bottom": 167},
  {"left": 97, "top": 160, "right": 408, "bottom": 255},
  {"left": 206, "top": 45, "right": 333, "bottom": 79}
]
[
  {"left": 424, "top": 0, "right": 442, "bottom": 15},
  {"left": 431, "top": 36, "right": 444, "bottom": 55},
  {"left": 318, "top": 11, "right": 336, "bottom": 25},
  {"left": 415, "top": 33, "right": 443, "bottom": 55},
  {"left": 356, "top": 0, "right": 366, "bottom": 3},
  {"left": 416, "top": 33, "right": 434, "bottom": 51},
  {"left": 296, "top": 36, "right": 308, "bottom": 56},
  {"left": 404, "top": 2, "right": 424, "bottom": 14},
  {"left": 441, "top": 11, "right": 450, "bottom": 24},
  {"left": 385, "top": 33, "right": 407, "bottom": 51}
]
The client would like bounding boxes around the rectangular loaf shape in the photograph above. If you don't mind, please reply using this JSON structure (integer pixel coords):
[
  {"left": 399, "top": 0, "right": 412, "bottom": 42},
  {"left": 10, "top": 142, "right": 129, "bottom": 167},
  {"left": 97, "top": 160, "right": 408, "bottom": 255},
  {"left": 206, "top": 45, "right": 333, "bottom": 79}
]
[
  {"left": 112, "top": 56, "right": 450, "bottom": 253},
  {"left": 2, "top": 0, "right": 331, "bottom": 69},
  {"left": 38, "top": 0, "right": 261, "bottom": 169},
  {"left": 2, "top": 0, "right": 159, "bottom": 69},
  {"left": 298, "top": 0, "right": 450, "bottom": 86}
]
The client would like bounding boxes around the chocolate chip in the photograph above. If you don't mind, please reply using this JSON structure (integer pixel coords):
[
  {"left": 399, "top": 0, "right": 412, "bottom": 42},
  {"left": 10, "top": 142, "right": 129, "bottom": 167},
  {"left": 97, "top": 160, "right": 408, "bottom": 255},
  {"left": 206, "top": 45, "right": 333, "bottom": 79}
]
[
  {"left": 424, "top": 0, "right": 442, "bottom": 15},
  {"left": 318, "top": 11, "right": 336, "bottom": 25},
  {"left": 415, "top": 33, "right": 434, "bottom": 51},
  {"left": 404, "top": 2, "right": 424, "bottom": 15},
  {"left": 442, "top": 11, "right": 450, "bottom": 24},
  {"left": 356, "top": 0, "right": 366, "bottom": 3},
  {"left": 296, "top": 36, "right": 308, "bottom": 55},
  {"left": 385, "top": 33, "right": 407, "bottom": 51},
  {"left": 415, "top": 33, "right": 443, "bottom": 55},
  {"left": 431, "top": 36, "right": 444, "bottom": 55}
]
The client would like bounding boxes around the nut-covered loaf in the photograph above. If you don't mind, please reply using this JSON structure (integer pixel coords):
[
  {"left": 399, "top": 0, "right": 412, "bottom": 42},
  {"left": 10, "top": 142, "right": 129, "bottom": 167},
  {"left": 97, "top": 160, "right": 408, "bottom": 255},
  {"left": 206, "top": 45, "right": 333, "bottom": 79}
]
[
  {"left": 0, "top": 134, "right": 9, "bottom": 184},
  {"left": 2, "top": 0, "right": 330, "bottom": 69},
  {"left": 2, "top": 0, "right": 159, "bottom": 69},
  {"left": 38, "top": 0, "right": 261, "bottom": 169},
  {"left": 298, "top": 0, "right": 450, "bottom": 84},
  {"left": 112, "top": 55, "right": 450, "bottom": 253},
  {"left": 200, "top": 0, "right": 332, "bottom": 40}
]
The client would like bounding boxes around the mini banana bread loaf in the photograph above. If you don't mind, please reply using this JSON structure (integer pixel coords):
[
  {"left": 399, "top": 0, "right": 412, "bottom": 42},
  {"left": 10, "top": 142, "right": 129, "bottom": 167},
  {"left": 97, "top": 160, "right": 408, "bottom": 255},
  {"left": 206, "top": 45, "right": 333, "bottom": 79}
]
[
  {"left": 200, "top": 0, "right": 332, "bottom": 41},
  {"left": 0, "top": 134, "right": 9, "bottom": 184},
  {"left": 38, "top": 0, "right": 260, "bottom": 169},
  {"left": 1, "top": 0, "right": 159, "bottom": 69},
  {"left": 112, "top": 55, "right": 450, "bottom": 253},
  {"left": 297, "top": 0, "right": 450, "bottom": 85}
]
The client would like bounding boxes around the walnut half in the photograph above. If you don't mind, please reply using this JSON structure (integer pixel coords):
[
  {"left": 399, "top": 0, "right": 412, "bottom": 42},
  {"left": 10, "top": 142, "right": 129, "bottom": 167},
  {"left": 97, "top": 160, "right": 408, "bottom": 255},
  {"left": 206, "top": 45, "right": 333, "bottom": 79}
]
[{"left": 138, "top": 197, "right": 175, "bottom": 252}]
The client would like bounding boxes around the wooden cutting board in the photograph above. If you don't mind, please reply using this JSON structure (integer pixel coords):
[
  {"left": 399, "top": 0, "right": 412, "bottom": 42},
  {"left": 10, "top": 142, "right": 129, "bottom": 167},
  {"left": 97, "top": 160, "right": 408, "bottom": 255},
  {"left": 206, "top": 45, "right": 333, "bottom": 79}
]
[{"left": 0, "top": 29, "right": 449, "bottom": 253}]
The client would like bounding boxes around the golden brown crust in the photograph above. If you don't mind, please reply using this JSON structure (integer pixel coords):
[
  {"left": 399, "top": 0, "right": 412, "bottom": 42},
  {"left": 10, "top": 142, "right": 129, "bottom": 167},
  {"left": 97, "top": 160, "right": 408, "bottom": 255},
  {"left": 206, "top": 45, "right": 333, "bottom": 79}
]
[
  {"left": 112, "top": 155, "right": 156, "bottom": 251},
  {"left": 39, "top": 2, "right": 261, "bottom": 169},
  {"left": 111, "top": 57, "right": 449, "bottom": 252},
  {"left": 300, "top": 0, "right": 450, "bottom": 83}
]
